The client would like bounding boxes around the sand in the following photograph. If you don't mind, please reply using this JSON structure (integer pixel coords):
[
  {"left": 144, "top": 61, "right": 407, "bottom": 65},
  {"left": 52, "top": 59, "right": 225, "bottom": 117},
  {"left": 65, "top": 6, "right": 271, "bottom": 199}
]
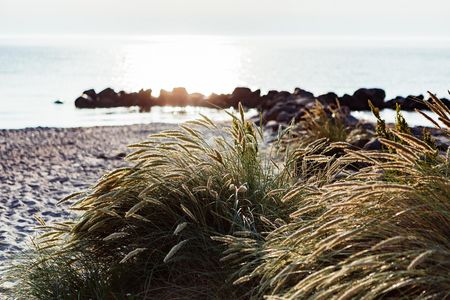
[{"left": 0, "top": 123, "right": 178, "bottom": 265}]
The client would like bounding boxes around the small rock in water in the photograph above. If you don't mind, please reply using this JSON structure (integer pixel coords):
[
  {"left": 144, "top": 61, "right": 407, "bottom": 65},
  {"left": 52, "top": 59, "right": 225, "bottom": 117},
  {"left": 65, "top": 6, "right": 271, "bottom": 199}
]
[{"left": 54, "top": 100, "right": 64, "bottom": 104}]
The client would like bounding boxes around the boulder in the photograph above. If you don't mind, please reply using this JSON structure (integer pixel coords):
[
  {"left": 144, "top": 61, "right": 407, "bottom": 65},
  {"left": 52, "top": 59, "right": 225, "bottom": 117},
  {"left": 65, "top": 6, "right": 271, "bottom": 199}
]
[
  {"left": 384, "top": 95, "right": 427, "bottom": 111},
  {"left": 351, "top": 88, "right": 386, "bottom": 110},
  {"left": 384, "top": 96, "right": 405, "bottom": 110},
  {"left": 345, "top": 115, "right": 359, "bottom": 127},
  {"left": 230, "top": 87, "right": 261, "bottom": 108},
  {"left": 441, "top": 98, "right": 450, "bottom": 109},
  {"left": 188, "top": 93, "right": 206, "bottom": 106},
  {"left": 207, "top": 93, "right": 229, "bottom": 108},
  {"left": 294, "top": 97, "right": 315, "bottom": 107},
  {"left": 262, "top": 101, "right": 298, "bottom": 123},
  {"left": 135, "top": 89, "right": 153, "bottom": 109},
  {"left": 361, "top": 122, "right": 375, "bottom": 132},
  {"left": 171, "top": 87, "right": 189, "bottom": 106},
  {"left": 363, "top": 138, "right": 382, "bottom": 151},
  {"left": 293, "top": 88, "right": 314, "bottom": 99},
  {"left": 259, "top": 91, "right": 279, "bottom": 111},
  {"left": 265, "top": 120, "right": 280, "bottom": 131},
  {"left": 318, "top": 92, "right": 338, "bottom": 105},
  {"left": 231, "top": 87, "right": 252, "bottom": 101},
  {"left": 276, "top": 111, "right": 295, "bottom": 124},
  {"left": 157, "top": 87, "right": 190, "bottom": 106},
  {"left": 98, "top": 87, "right": 117, "bottom": 99},
  {"left": 294, "top": 108, "right": 306, "bottom": 122},
  {"left": 75, "top": 96, "right": 96, "bottom": 108},
  {"left": 82, "top": 89, "right": 97, "bottom": 101},
  {"left": 351, "top": 137, "right": 371, "bottom": 149},
  {"left": 96, "top": 88, "right": 120, "bottom": 107},
  {"left": 338, "top": 94, "right": 354, "bottom": 109}
]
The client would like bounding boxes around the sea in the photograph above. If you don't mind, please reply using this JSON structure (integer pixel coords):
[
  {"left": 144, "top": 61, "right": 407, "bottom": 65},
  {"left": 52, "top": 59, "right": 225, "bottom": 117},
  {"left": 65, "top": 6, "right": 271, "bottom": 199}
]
[{"left": 0, "top": 35, "right": 449, "bottom": 129}]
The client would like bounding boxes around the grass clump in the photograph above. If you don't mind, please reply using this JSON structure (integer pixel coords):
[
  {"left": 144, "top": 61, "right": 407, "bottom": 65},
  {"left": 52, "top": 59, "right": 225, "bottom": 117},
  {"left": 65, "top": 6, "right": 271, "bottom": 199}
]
[
  {"left": 4, "top": 97, "right": 450, "bottom": 299},
  {"left": 217, "top": 95, "right": 450, "bottom": 299},
  {"left": 5, "top": 104, "right": 296, "bottom": 299},
  {"left": 297, "top": 100, "right": 371, "bottom": 147}
]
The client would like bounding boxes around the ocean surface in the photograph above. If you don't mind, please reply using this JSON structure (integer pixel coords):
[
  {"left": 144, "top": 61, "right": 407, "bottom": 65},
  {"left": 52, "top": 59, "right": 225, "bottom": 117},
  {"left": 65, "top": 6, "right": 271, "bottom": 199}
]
[{"left": 0, "top": 35, "right": 449, "bottom": 129}]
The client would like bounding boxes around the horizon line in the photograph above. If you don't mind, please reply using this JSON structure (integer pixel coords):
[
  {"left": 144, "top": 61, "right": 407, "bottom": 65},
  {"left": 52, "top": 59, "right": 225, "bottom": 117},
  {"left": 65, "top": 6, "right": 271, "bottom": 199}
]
[{"left": 1, "top": 33, "right": 450, "bottom": 41}]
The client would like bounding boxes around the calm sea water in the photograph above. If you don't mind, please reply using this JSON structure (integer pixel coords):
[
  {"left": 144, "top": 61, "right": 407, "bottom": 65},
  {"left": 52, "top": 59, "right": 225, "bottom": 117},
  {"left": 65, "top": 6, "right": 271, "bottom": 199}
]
[{"left": 0, "top": 35, "right": 449, "bottom": 129}]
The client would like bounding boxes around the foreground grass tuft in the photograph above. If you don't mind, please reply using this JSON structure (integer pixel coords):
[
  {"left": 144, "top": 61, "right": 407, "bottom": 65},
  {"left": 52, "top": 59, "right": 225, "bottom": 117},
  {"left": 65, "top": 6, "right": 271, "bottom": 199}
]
[{"left": 4, "top": 99, "right": 450, "bottom": 299}]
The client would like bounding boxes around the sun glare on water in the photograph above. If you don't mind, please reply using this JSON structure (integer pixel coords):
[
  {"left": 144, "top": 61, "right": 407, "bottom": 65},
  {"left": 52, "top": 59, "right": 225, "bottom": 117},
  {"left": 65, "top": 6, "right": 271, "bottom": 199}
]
[{"left": 116, "top": 36, "right": 244, "bottom": 96}]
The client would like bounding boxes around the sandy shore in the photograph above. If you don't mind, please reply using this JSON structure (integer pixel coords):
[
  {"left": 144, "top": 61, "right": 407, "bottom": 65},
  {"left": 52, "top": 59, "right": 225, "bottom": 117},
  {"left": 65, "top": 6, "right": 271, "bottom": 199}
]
[{"left": 0, "top": 123, "right": 179, "bottom": 263}]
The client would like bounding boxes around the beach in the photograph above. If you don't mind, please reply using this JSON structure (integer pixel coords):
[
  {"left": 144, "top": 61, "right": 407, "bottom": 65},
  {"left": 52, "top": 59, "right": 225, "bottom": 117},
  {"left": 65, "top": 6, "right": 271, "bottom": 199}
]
[
  {"left": 2, "top": 0, "right": 449, "bottom": 297},
  {"left": 0, "top": 123, "right": 179, "bottom": 262}
]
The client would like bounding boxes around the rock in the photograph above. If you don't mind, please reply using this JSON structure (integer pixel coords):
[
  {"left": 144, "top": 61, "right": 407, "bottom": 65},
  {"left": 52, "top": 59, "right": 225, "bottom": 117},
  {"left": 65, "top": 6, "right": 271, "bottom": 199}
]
[
  {"left": 135, "top": 89, "right": 153, "bottom": 109},
  {"left": 259, "top": 90, "right": 290, "bottom": 111},
  {"left": 96, "top": 153, "right": 108, "bottom": 159},
  {"left": 207, "top": 93, "right": 230, "bottom": 108},
  {"left": 361, "top": 122, "right": 375, "bottom": 132},
  {"left": 115, "top": 152, "right": 127, "bottom": 159},
  {"left": 97, "top": 88, "right": 120, "bottom": 107},
  {"left": 434, "top": 135, "right": 450, "bottom": 151},
  {"left": 345, "top": 115, "right": 359, "bottom": 127},
  {"left": 338, "top": 94, "right": 354, "bottom": 109},
  {"left": 54, "top": 100, "right": 64, "bottom": 104},
  {"left": 172, "top": 87, "right": 189, "bottom": 106},
  {"left": 410, "top": 126, "right": 424, "bottom": 137},
  {"left": 82, "top": 89, "right": 97, "bottom": 101},
  {"left": 385, "top": 95, "right": 427, "bottom": 111},
  {"left": 49, "top": 176, "right": 69, "bottom": 183},
  {"left": 276, "top": 111, "right": 295, "bottom": 124},
  {"left": 98, "top": 87, "right": 116, "bottom": 98},
  {"left": 230, "top": 87, "right": 261, "bottom": 108},
  {"left": 294, "top": 109, "right": 306, "bottom": 122},
  {"left": 318, "top": 92, "right": 338, "bottom": 105},
  {"left": 441, "top": 98, "right": 450, "bottom": 109},
  {"left": 363, "top": 138, "right": 382, "bottom": 151},
  {"left": 265, "top": 120, "right": 280, "bottom": 131},
  {"left": 263, "top": 101, "right": 299, "bottom": 123},
  {"left": 294, "top": 97, "right": 315, "bottom": 107},
  {"left": 351, "top": 88, "right": 386, "bottom": 110},
  {"left": 188, "top": 93, "right": 206, "bottom": 106},
  {"left": 384, "top": 96, "right": 405, "bottom": 109},
  {"left": 75, "top": 96, "right": 96, "bottom": 108},
  {"left": 293, "top": 88, "right": 314, "bottom": 99},
  {"left": 158, "top": 88, "right": 189, "bottom": 106},
  {"left": 351, "top": 137, "right": 371, "bottom": 149}
]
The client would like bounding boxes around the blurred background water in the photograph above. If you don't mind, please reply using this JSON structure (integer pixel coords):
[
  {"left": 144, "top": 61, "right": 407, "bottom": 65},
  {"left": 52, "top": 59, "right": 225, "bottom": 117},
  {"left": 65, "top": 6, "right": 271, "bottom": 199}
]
[{"left": 0, "top": 35, "right": 449, "bottom": 128}]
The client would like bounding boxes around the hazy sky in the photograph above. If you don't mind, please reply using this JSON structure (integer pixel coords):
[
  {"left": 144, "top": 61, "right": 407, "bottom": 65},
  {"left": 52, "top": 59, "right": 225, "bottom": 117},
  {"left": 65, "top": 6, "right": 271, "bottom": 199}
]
[{"left": 1, "top": 0, "right": 449, "bottom": 37}]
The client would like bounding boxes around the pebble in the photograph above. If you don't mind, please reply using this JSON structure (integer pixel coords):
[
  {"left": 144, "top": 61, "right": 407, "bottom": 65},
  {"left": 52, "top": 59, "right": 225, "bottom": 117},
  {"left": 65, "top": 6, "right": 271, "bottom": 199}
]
[{"left": 0, "top": 123, "right": 179, "bottom": 266}]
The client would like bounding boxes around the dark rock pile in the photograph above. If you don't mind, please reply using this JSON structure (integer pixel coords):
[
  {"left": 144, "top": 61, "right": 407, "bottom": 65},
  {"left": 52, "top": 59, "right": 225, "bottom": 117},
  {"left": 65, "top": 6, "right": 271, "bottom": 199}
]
[{"left": 75, "top": 86, "right": 450, "bottom": 121}]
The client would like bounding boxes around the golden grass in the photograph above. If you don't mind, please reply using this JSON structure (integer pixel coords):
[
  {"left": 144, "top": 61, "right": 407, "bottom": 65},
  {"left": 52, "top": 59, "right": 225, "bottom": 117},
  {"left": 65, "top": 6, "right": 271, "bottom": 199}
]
[{"left": 3, "top": 99, "right": 450, "bottom": 299}]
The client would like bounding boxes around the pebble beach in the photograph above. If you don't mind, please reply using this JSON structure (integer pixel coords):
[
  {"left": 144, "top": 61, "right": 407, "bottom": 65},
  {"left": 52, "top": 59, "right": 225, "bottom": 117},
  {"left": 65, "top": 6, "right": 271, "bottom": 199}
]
[{"left": 0, "top": 124, "right": 178, "bottom": 263}]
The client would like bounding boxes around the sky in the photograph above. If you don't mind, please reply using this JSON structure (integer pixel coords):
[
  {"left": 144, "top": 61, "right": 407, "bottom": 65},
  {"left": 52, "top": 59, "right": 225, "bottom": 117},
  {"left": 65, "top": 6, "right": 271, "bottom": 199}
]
[{"left": 1, "top": 0, "right": 449, "bottom": 37}]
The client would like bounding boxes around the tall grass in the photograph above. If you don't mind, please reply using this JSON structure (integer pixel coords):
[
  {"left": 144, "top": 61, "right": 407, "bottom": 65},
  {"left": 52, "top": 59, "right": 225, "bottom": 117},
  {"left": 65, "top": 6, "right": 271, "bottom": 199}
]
[
  {"left": 217, "top": 94, "right": 450, "bottom": 299},
  {"left": 4, "top": 97, "right": 450, "bottom": 299},
  {"left": 297, "top": 100, "right": 370, "bottom": 145},
  {"left": 5, "top": 105, "right": 296, "bottom": 299}
]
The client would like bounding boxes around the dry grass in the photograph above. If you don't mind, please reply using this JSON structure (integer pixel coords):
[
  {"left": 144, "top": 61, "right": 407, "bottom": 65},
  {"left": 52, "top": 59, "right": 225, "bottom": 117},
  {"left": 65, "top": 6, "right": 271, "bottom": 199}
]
[
  {"left": 296, "top": 100, "right": 370, "bottom": 145},
  {"left": 3, "top": 98, "right": 450, "bottom": 299},
  {"left": 217, "top": 95, "right": 450, "bottom": 299}
]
